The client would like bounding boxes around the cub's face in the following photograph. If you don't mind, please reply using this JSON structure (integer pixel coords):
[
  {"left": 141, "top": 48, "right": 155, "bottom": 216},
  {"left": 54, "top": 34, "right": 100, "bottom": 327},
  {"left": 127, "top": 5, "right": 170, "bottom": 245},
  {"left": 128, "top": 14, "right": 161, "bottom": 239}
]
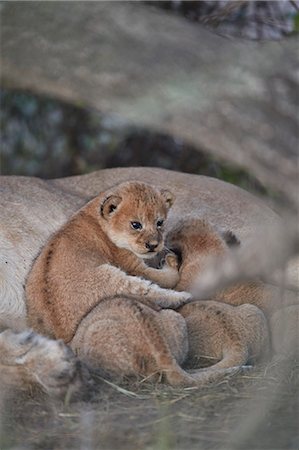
[{"left": 100, "top": 182, "right": 174, "bottom": 259}]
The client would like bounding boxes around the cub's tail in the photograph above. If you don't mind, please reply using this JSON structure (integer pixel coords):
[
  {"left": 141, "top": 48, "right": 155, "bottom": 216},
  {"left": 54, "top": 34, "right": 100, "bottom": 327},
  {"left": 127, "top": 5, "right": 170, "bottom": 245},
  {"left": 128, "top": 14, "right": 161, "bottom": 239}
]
[
  {"left": 164, "top": 364, "right": 248, "bottom": 387},
  {"left": 139, "top": 303, "right": 247, "bottom": 387}
]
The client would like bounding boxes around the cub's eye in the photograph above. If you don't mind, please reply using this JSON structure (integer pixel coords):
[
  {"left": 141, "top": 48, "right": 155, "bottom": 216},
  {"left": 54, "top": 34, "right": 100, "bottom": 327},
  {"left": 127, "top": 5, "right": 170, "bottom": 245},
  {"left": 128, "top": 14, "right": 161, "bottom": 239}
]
[
  {"left": 157, "top": 220, "right": 164, "bottom": 228},
  {"left": 131, "top": 221, "right": 142, "bottom": 230}
]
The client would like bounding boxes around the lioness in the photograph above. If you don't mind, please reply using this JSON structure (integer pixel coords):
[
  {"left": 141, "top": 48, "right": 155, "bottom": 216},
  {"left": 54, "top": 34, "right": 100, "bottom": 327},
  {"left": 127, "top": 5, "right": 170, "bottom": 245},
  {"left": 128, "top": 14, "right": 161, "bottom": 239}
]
[{"left": 26, "top": 181, "right": 191, "bottom": 343}]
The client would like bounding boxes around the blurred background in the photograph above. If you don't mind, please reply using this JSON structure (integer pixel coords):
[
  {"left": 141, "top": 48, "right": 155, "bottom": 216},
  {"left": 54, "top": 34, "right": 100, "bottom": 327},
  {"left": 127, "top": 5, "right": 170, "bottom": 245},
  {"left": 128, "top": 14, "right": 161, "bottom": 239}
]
[
  {"left": 1, "top": 1, "right": 298, "bottom": 208},
  {"left": 1, "top": 87, "right": 267, "bottom": 194}
]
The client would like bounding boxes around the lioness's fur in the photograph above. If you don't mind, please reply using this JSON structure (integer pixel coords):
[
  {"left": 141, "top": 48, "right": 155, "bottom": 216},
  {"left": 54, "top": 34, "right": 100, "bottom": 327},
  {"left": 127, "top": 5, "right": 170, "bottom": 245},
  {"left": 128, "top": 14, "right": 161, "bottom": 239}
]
[{"left": 26, "top": 182, "right": 190, "bottom": 342}]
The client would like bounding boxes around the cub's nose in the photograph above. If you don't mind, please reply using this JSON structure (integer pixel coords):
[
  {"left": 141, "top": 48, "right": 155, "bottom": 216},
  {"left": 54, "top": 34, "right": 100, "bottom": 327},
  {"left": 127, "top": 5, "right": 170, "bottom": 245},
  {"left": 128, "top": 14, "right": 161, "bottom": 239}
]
[{"left": 145, "top": 242, "right": 158, "bottom": 252}]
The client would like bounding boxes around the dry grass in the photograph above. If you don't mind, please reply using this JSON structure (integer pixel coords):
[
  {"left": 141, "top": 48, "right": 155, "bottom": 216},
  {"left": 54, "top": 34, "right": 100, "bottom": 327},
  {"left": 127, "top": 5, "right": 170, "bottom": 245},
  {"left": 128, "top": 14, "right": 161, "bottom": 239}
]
[{"left": 1, "top": 358, "right": 298, "bottom": 450}]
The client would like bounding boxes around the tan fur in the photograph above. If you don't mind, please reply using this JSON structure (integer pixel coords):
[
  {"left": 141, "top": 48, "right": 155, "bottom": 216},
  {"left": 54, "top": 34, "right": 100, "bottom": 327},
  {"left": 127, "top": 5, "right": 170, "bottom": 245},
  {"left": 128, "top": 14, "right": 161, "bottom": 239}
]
[
  {"left": 26, "top": 182, "right": 190, "bottom": 342},
  {"left": 71, "top": 297, "right": 189, "bottom": 384},
  {"left": 0, "top": 329, "right": 86, "bottom": 397},
  {"left": 179, "top": 302, "right": 269, "bottom": 370},
  {"left": 167, "top": 218, "right": 298, "bottom": 317},
  {"left": 70, "top": 295, "right": 268, "bottom": 385},
  {"left": 70, "top": 296, "right": 245, "bottom": 387}
]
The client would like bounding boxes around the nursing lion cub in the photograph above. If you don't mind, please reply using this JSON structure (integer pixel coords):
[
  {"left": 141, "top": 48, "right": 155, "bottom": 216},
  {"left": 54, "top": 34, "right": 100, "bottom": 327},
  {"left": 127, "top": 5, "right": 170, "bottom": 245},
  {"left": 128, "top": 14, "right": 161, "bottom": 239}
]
[
  {"left": 168, "top": 217, "right": 297, "bottom": 367},
  {"left": 168, "top": 217, "right": 297, "bottom": 316},
  {"left": 26, "top": 181, "right": 191, "bottom": 343}
]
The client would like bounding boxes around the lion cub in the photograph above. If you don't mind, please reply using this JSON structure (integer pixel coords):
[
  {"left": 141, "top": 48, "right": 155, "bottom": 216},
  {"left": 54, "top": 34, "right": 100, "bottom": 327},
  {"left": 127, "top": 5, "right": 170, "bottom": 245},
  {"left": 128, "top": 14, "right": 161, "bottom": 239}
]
[
  {"left": 26, "top": 182, "right": 191, "bottom": 342},
  {"left": 166, "top": 219, "right": 270, "bottom": 369},
  {"left": 166, "top": 217, "right": 298, "bottom": 363},
  {"left": 167, "top": 217, "right": 294, "bottom": 316}
]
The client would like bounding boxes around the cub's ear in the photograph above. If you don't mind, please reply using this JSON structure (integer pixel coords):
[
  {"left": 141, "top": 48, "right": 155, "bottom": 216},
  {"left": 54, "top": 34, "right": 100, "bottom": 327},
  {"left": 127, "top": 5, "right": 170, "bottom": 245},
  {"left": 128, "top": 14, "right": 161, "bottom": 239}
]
[
  {"left": 100, "top": 195, "right": 122, "bottom": 220},
  {"left": 160, "top": 189, "right": 174, "bottom": 210}
]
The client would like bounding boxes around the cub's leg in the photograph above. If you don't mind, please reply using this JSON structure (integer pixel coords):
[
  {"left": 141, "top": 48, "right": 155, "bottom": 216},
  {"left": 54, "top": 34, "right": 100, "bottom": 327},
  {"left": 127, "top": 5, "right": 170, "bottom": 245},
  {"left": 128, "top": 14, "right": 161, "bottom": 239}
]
[
  {"left": 98, "top": 264, "right": 189, "bottom": 304},
  {"left": 0, "top": 329, "right": 88, "bottom": 397}
]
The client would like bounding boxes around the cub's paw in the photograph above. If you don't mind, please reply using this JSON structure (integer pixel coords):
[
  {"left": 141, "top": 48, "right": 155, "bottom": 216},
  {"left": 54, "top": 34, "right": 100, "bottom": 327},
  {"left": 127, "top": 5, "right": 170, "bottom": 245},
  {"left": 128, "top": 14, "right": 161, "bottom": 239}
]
[
  {"left": 157, "top": 291, "right": 192, "bottom": 309},
  {"left": 160, "top": 253, "right": 180, "bottom": 288},
  {"left": 164, "top": 252, "right": 180, "bottom": 270}
]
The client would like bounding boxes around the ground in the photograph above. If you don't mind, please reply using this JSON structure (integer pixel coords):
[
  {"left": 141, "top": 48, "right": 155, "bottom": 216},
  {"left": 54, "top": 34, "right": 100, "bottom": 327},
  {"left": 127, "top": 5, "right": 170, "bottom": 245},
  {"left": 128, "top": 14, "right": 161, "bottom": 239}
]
[{"left": 1, "top": 359, "right": 298, "bottom": 450}]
